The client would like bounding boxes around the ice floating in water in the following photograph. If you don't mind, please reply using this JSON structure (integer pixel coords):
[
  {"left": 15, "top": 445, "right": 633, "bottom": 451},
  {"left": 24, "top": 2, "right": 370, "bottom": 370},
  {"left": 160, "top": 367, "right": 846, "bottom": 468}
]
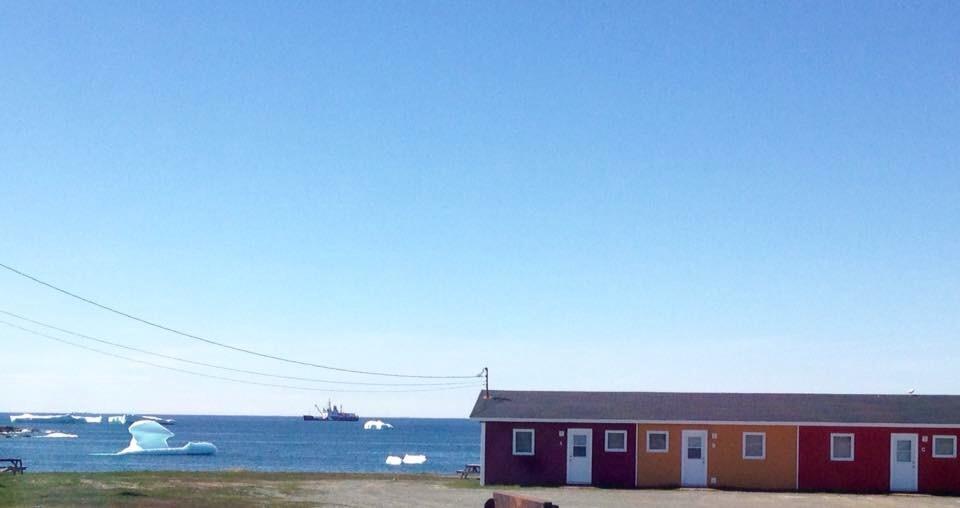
[
  {"left": 10, "top": 413, "right": 101, "bottom": 424},
  {"left": 40, "top": 431, "right": 78, "bottom": 438},
  {"left": 140, "top": 415, "right": 176, "bottom": 425},
  {"left": 113, "top": 420, "right": 215, "bottom": 455},
  {"left": 386, "top": 453, "right": 427, "bottom": 465},
  {"left": 108, "top": 415, "right": 127, "bottom": 425},
  {"left": 363, "top": 420, "right": 393, "bottom": 430},
  {"left": 10, "top": 414, "right": 69, "bottom": 423}
]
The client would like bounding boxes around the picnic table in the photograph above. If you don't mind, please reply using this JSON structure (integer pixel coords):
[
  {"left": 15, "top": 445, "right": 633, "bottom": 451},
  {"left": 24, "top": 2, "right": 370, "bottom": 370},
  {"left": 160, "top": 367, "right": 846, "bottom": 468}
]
[
  {"left": 1, "top": 458, "right": 26, "bottom": 475},
  {"left": 457, "top": 463, "right": 481, "bottom": 479}
]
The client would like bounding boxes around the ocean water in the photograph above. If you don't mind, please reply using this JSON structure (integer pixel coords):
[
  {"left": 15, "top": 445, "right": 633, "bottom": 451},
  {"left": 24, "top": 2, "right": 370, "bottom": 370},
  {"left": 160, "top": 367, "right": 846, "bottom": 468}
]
[{"left": 0, "top": 414, "right": 480, "bottom": 474}]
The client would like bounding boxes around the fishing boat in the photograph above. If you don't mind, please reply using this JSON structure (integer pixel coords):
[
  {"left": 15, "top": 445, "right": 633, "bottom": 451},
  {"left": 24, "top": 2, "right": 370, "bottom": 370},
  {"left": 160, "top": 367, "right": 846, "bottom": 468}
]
[{"left": 302, "top": 400, "right": 359, "bottom": 422}]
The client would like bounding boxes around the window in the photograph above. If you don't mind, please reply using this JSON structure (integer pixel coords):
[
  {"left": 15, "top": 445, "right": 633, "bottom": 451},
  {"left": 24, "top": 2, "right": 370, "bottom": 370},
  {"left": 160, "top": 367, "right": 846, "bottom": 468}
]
[
  {"left": 830, "top": 433, "right": 854, "bottom": 461},
  {"left": 605, "top": 430, "right": 627, "bottom": 452},
  {"left": 512, "top": 429, "right": 534, "bottom": 456},
  {"left": 647, "top": 431, "right": 668, "bottom": 453},
  {"left": 572, "top": 433, "right": 588, "bottom": 457},
  {"left": 895, "top": 439, "right": 912, "bottom": 462},
  {"left": 687, "top": 435, "right": 703, "bottom": 459},
  {"left": 933, "top": 436, "right": 957, "bottom": 459},
  {"left": 743, "top": 432, "right": 766, "bottom": 460}
]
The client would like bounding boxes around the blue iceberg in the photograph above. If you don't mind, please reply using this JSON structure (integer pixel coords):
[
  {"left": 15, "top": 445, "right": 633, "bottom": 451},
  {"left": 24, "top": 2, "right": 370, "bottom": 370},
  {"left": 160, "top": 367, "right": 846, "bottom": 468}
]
[{"left": 114, "top": 420, "right": 216, "bottom": 455}]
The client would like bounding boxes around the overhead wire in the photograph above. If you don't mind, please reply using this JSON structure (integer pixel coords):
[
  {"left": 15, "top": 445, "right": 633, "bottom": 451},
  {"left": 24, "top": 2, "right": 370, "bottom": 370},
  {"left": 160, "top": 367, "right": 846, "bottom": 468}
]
[
  {"left": 0, "top": 320, "right": 482, "bottom": 394},
  {"left": 0, "top": 262, "right": 481, "bottom": 380},
  {"left": 0, "top": 310, "right": 470, "bottom": 387}
]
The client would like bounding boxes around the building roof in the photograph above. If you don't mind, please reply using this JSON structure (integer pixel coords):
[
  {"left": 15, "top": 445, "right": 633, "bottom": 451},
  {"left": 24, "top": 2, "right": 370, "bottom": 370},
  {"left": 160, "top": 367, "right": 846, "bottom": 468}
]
[{"left": 469, "top": 390, "right": 960, "bottom": 425}]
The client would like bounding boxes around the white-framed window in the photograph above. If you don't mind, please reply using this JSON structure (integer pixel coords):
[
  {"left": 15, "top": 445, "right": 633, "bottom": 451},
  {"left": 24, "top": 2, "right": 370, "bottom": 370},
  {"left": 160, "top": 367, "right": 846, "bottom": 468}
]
[
  {"left": 605, "top": 430, "right": 627, "bottom": 452},
  {"left": 512, "top": 428, "right": 535, "bottom": 456},
  {"left": 830, "top": 433, "right": 855, "bottom": 461},
  {"left": 646, "top": 430, "right": 669, "bottom": 453},
  {"left": 742, "top": 432, "right": 766, "bottom": 460},
  {"left": 932, "top": 435, "right": 957, "bottom": 459}
]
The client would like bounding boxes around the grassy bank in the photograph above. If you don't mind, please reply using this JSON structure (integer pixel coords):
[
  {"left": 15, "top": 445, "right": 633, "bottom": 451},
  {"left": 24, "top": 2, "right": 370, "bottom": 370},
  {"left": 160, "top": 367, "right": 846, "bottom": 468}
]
[
  {"left": 0, "top": 471, "right": 480, "bottom": 507},
  {"left": 3, "top": 472, "right": 957, "bottom": 508}
]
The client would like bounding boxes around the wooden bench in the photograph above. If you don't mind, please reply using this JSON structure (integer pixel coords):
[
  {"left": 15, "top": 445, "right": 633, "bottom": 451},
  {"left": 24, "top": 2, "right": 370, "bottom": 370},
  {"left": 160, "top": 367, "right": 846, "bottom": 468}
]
[
  {"left": 0, "top": 458, "right": 26, "bottom": 475},
  {"left": 484, "top": 491, "right": 557, "bottom": 508},
  {"left": 457, "top": 463, "right": 481, "bottom": 479}
]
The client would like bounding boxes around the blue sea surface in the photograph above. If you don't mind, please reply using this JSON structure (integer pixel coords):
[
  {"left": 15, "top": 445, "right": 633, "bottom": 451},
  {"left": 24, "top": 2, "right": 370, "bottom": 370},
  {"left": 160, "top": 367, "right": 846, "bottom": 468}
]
[{"left": 0, "top": 414, "right": 480, "bottom": 473}]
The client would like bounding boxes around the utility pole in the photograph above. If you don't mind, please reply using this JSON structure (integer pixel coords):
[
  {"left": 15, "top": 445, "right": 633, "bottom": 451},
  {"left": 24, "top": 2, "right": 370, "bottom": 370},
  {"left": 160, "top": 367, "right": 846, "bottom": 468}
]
[{"left": 483, "top": 367, "right": 490, "bottom": 399}]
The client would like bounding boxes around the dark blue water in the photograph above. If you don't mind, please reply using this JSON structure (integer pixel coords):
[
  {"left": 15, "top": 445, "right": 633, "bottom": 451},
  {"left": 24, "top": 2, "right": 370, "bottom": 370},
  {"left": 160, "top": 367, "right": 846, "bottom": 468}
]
[{"left": 0, "top": 414, "right": 480, "bottom": 473}]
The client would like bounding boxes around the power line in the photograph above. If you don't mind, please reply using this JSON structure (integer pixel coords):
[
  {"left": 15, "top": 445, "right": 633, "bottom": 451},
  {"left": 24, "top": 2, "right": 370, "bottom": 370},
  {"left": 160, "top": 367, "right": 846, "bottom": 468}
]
[
  {"left": 0, "top": 320, "right": 482, "bottom": 394},
  {"left": 0, "top": 262, "right": 480, "bottom": 379},
  {"left": 0, "top": 310, "right": 469, "bottom": 387}
]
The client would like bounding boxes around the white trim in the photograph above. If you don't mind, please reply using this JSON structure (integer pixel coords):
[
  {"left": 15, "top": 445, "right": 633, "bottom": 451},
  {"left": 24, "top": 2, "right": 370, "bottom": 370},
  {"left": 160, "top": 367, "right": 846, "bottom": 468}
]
[
  {"left": 932, "top": 435, "right": 957, "bottom": 458},
  {"left": 742, "top": 432, "right": 766, "bottom": 460},
  {"left": 830, "top": 433, "right": 855, "bottom": 461},
  {"left": 472, "top": 417, "right": 960, "bottom": 429},
  {"left": 646, "top": 430, "right": 669, "bottom": 453},
  {"left": 604, "top": 430, "right": 628, "bottom": 452},
  {"left": 512, "top": 428, "right": 535, "bottom": 456},
  {"left": 480, "top": 422, "right": 486, "bottom": 486}
]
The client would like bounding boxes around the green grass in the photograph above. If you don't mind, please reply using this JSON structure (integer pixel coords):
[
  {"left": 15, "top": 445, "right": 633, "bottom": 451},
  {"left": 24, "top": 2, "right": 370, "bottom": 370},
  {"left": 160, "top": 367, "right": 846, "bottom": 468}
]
[{"left": 0, "top": 471, "right": 481, "bottom": 507}]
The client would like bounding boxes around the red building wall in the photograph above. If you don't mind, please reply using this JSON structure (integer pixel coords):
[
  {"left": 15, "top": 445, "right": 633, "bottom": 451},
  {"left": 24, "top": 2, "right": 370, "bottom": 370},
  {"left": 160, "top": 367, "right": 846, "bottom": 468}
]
[
  {"left": 799, "top": 426, "right": 960, "bottom": 494},
  {"left": 484, "top": 422, "right": 636, "bottom": 488},
  {"left": 919, "top": 430, "right": 960, "bottom": 495}
]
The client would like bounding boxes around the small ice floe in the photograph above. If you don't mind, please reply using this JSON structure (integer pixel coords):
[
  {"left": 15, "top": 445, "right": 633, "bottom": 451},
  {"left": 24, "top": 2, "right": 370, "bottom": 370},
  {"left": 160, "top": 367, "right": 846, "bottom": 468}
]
[
  {"left": 363, "top": 420, "right": 393, "bottom": 430},
  {"left": 107, "top": 415, "right": 127, "bottom": 425},
  {"left": 39, "top": 431, "right": 78, "bottom": 439},
  {"left": 10, "top": 413, "right": 101, "bottom": 424},
  {"left": 108, "top": 420, "right": 215, "bottom": 455},
  {"left": 140, "top": 415, "right": 176, "bottom": 425},
  {"left": 385, "top": 455, "right": 403, "bottom": 466},
  {"left": 402, "top": 454, "right": 427, "bottom": 465}
]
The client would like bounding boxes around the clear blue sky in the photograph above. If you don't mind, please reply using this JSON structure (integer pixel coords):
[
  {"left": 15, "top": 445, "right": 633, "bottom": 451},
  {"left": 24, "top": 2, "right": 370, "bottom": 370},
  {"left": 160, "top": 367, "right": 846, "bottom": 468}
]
[{"left": 1, "top": 1, "right": 957, "bottom": 417}]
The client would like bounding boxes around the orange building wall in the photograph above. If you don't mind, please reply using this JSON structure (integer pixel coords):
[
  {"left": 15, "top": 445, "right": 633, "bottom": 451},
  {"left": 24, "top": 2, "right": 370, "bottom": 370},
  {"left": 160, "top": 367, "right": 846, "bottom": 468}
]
[
  {"left": 636, "top": 424, "right": 798, "bottom": 490},
  {"left": 708, "top": 425, "right": 797, "bottom": 491},
  {"left": 636, "top": 424, "right": 684, "bottom": 487}
]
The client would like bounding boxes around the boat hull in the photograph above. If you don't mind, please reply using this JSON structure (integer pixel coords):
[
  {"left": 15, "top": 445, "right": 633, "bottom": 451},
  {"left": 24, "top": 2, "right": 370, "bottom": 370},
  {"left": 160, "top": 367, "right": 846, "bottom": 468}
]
[{"left": 302, "top": 415, "right": 359, "bottom": 422}]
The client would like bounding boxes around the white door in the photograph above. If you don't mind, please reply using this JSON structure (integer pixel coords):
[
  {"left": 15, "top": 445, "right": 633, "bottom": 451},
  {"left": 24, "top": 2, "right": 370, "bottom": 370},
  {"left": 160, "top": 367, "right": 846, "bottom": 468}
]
[
  {"left": 566, "top": 428, "right": 592, "bottom": 485},
  {"left": 681, "top": 430, "right": 708, "bottom": 487},
  {"left": 890, "top": 433, "right": 918, "bottom": 492}
]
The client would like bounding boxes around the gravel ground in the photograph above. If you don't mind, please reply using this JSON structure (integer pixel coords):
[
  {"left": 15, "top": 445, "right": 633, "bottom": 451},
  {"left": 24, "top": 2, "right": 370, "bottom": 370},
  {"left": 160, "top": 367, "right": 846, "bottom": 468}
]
[{"left": 292, "top": 479, "right": 960, "bottom": 508}]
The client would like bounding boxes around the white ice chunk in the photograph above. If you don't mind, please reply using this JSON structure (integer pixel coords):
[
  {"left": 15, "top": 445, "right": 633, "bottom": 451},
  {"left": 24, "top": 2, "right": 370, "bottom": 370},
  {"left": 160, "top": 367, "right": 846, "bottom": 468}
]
[
  {"left": 402, "top": 454, "right": 427, "bottom": 464},
  {"left": 108, "top": 415, "right": 127, "bottom": 425},
  {"left": 11, "top": 413, "right": 70, "bottom": 423},
  {"left": 140, "top": 415, "right": 176, "bottom": 425},
  {"left": 10, "top": 413, "right": 100, "bottom": 424},
  {"left": 114, "top": 420, "right": 216, "bottom": 455},
  {"left": 363, "top": 420, "right": 393, "bottom": 430},
  {"left": 39, "top": 432, "right": 78, "bottom": 438},
  {"left": 385, "top": 455, "right": 403, "bottom": 466}
]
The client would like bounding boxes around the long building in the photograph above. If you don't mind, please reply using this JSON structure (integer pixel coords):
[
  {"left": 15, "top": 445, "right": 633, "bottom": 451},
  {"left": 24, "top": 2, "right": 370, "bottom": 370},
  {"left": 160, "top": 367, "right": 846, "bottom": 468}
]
[{"left": 470, "top": 390, "right": 960, "bottom": 494}]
